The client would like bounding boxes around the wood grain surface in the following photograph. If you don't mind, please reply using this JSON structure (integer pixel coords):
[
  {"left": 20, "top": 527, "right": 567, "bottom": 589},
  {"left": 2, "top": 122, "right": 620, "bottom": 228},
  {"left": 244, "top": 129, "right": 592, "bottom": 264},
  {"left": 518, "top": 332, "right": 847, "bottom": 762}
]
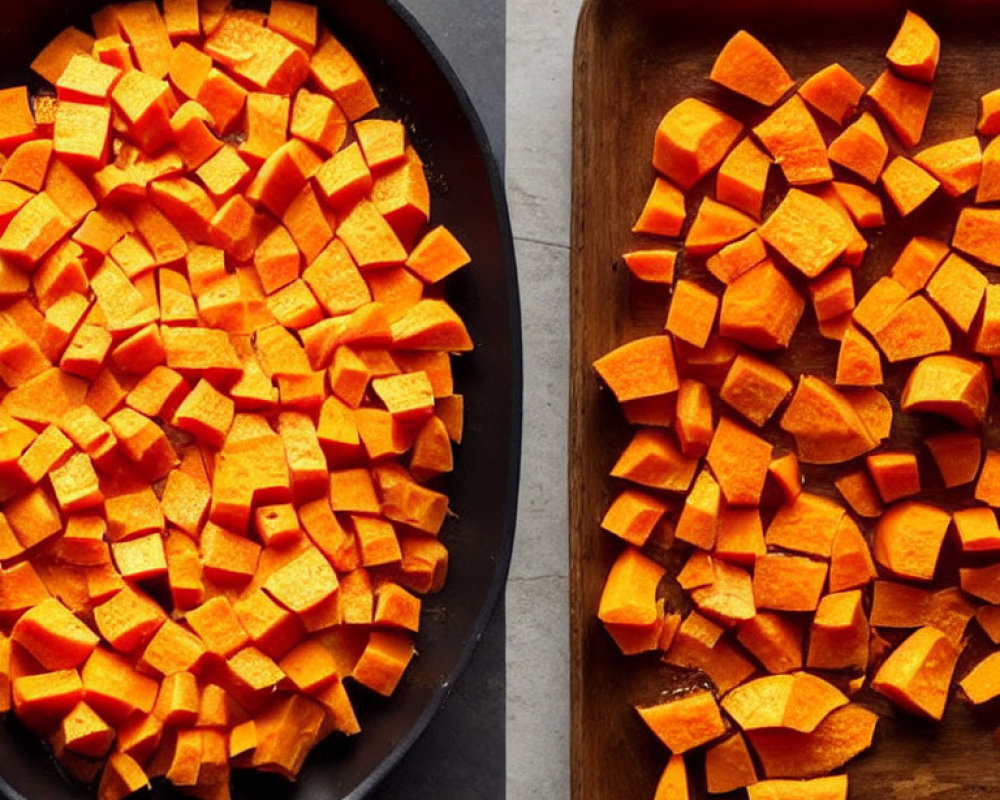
[{"left": 570, "top": 2, "right": 1000, "bottom": 798}]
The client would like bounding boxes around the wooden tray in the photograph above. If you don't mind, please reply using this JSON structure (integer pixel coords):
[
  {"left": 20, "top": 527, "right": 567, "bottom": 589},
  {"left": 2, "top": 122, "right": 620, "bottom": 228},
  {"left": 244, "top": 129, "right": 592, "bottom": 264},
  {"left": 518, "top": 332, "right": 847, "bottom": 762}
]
[{"left": 570, "top": 2, "right": 1000, "bottom": 798}]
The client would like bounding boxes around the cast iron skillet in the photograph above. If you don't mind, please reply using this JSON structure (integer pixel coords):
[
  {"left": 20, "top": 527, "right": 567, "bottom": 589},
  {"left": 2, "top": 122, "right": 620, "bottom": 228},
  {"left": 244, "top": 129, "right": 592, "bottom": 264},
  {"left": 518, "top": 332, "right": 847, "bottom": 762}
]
[{"left": 0, "top": 1, "right": 522, "bottom": 798}]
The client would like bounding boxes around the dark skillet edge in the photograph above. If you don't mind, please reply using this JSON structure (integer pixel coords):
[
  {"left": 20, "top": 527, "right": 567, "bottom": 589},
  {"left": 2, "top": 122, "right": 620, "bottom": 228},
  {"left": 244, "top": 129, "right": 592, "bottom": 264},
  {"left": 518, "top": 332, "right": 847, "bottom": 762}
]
[{"left": 343, "top": 2, "right": 522, "bottom": 798}]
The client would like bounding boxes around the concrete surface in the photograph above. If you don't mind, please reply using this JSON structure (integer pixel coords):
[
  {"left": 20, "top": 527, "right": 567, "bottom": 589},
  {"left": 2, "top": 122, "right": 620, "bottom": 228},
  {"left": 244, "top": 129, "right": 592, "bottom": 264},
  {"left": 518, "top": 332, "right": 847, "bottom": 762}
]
[{"left": 506, "top": 1, "right": 582, "bottom": 799}]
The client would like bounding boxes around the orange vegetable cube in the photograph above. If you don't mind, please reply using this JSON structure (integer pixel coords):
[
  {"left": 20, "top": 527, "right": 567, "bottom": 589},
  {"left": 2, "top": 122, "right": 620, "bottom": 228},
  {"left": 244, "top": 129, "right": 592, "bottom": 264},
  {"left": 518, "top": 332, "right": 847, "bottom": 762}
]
[
  {"left": 886, "top": 10, "right": 940, "bottom": 82},
  {"left": 753, "top": 95, "right": 832, "bottom": 185},
  {"left": 654, "top": 101, "right": 743, "bottom": 194},
  {"left": 872, "top": 626, "right": 957, "bottom": 719},
  {"left": 709, "top": 30, "right": 792, "bottom": 106},
  {"left": 868, "top": 69, "right": 932, "bottom": 148},
  {"left": 636, "top": 690, "right": 727, "bottom": 753}
]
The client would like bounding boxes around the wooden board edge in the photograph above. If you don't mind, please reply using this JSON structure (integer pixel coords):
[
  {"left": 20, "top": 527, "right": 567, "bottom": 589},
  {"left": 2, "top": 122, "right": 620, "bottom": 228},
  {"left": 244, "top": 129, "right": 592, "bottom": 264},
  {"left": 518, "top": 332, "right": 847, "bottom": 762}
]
[{"left": 569, "top": 1, "right": 602, "bottom": 798}]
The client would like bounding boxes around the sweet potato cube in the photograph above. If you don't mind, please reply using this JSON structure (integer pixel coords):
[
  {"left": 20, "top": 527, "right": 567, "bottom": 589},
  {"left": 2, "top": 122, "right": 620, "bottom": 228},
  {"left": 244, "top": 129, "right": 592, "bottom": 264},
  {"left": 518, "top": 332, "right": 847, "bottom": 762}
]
[
  {"left": 107, "top": 408, "right": 178, "bottom": 481},
  {"left": 868, "top": 69, "right": 932, "bottom": 149},
  {"left": 390, "top": 299, "right": 473, "bottom": 352},
  {"left": 890, "top": 237, "right": 949, "bottom": 293},
  {"left": 715, "top": 137, "right": 771, "bottom": 220},
  {"left": 690, "top": 559, "right": 755, "bottom": 625},
  {"left": 311, "top": 28, "right": 378, "bottom": 118},
  {"left": 673, "top": 379, "right": 712, "bottom": 457},
  {"left": 139, "top": 619, "right": 207, "bottom": 676},
  {"left": 53, "top": 102, "right": 111, "bottom": 171},
  {"left": 0, "top": 88, "right": 38, "bottom": 150},
  {"left": 245, "top": 139, "right": 321, "bottom": 216},
  {"left": 780, "top": 375, "right": 878, "bottom": 464},
  {"left": 753, "top": 553, "right": 827, "bottom": 612},
  {"left": 98, "top": 752, "right": 150, "bottom": 800},
  {"left": 93, "top": 585, "right": 165, "bottom": 654},
  {"left": 636, "top": 690, "right": 727, "bottom": 753},
  {"left": 12, "top": 598, "right": 98, "bottom": 670},
  {"left": 954, "top": 206, "right": 1000, "bottom": 267},
  {"left": 60, "top": 700, "right": 114, "bottom": 758},
  {"left": 185, "top": 596, "right": 249, "bottom": 659},
  {"left": 913, "top": 136, "right": 982, "bottom": 197},
  {"left": 152, "top": 671, "right": 199, "bottom": 727},
  {"left": 170, "top": 101, "right": 223, "bottom": 171},
  {"left": 706, "top": 232, "right": 767, "bottom": 285},
  {"left": 206, "top": 15, "right": 309, "bottom": 95},
  {"left": 653, "top": 97, "right": 742, "bottom": 190},
  {"left": 598, "top": 546, "right": 664, "bottom": 629},
  {"left": 684, "top": 198, "right": 756, "bottom": 257},
  {"left": 959, "top": 651, "right": 1000, "bottom": 705},
  {"left": 873, "top": 501, "right": 950, "bottom": 582},
  {"left": 828, "top": 516, "right": 876, "bottom": 594},
  {"left": 706, "top": 416, "right": 772, "bottom": 505},
  {"left": 664, "top": 612, "right": 755, "bottom": 693},
  {"left": 736, "top": 612, "right": 803, "bottom": 674},
  {"left": 162, "top": 325, "right": 242, "bottom": 381},
  {"left": 200, "top": 522, "right": 260, "bottom": 586},
  {"left": 234, "top": 589, "right": 304, "bottom": 660},
  {"left": 13, "top": 669, "right": 83, "bottom": 728},
  {"left": 748, "top": 776, "right": 848, "bottom": 800},
  {"left": 881, "top": 156, "right": 939, "bottom": 216},
  {"left": 1, "top": 140, "right": 52, "bottom": 195},
  {"left": 719, "top": 261, "right": 805, "bottom": 350},
  {"left": 978, "top": 136, "right": 1000, "bottom": 202},
  {"left": 705, "top": 732, "right": 758, "bottom": 794},
  {"left": 722, "top": 672, "right": 847, "bottom": 733},
  {"left": 249, "top": 691, "right": 325, "bottom": 778},
  {"left": 58, "top": 515, "right": 108, "bottom": 567},
  {"left": 0, "top": 193, "right": 73, "bottom": 268},
  {"left": 111, "top": 69, "right": 174, "bottom": 153},
  {"left": 866, "top": 451, "right": 920, "bottom": 503},
  {"left": 351, "top": 630, "right": 414, "bottom": 697},
  {"left": 633, "top": 177, "right": 685, "bottom": 236},
  {"left": 800, "top": 63, "right": 864, "bottom": 124},
  {"left": 836, "top": 325, "right": 882, "bottom": 388},
  {"left": 172, "top": 378, "right": 234, "bottom": 449},
  {"left": 719, "top": 352, "right": 791, "bottom": 427},
  {"left": 111, "top": 533, "right": 167, "bottom": 582},
  {"left": 901, "top": 354, "right": 990, "bottom": 428},
  {"left": 887, "top": 10, "right": 940, "bottom": 82},
  {"left": 709, "top": 30, "right": 792, "bottom": 106},
  {"left": 767, "top": 452, "right": 801, "bottom": 503},
  {"left": 808, "top": 590, "right": 870, "bottom": 671},
  {"left": 674, "top": 470, "right": 720, "bottom": 550},
  {"left": 611, "top": 427, "right": 697, "bottom": 493},
  {"left": 754, "top": 95, "right": 832, "bottom": 185},
  {"left": 104, "top": 484, "right": 164, "bottom": 544},
  {"left": 6, "top": 486, "right": 62, "bottom": 550},
  {"left": 926, "top": 432, "right": 981, "bottom": 488},
  {"left": 747, "top": 704, "right": 877, "bottom": 779},
  {"left": 264, "top": 546, "right": 338, "bottom": 615},
  {"left": 278, "top": 638, "right": 339, "bottom": 694},
  {"left": 593, "top": 335, "right": 678, "bottom": 404},
  {"left": 765, "top": 491, "right": 845, "bottom": 558},
  {"left": 872, "top": 626, "right": 957, "bottom": 719},
  {"left": 760, "top": 189, "right": 852, "bottom": 278},
  {"left": 654, "top": 755, "right": 689, "bottom": 800},
  {"left": 82, "top": 644, "right": 163, "bottom": 724},
  {"left": 269, "top": 1, "right": 319, "bottom": 52}
]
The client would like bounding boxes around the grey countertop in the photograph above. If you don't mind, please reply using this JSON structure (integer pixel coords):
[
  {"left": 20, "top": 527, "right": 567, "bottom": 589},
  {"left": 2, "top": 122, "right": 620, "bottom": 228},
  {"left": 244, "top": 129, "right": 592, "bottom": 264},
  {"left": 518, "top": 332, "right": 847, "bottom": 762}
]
[{"left": 506, "top": 1, "right": 579, "bottom": 799}]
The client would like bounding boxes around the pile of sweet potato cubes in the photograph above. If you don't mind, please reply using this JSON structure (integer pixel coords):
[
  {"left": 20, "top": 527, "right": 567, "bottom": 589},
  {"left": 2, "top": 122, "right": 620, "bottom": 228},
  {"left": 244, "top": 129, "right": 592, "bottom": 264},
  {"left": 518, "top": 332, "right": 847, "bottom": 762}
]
[
  {"left": 594, "top": 10, "right": 1000, "bottom": 800},
  {"left": 0, "top": 1, "right": 476, "bottom": 799}
]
